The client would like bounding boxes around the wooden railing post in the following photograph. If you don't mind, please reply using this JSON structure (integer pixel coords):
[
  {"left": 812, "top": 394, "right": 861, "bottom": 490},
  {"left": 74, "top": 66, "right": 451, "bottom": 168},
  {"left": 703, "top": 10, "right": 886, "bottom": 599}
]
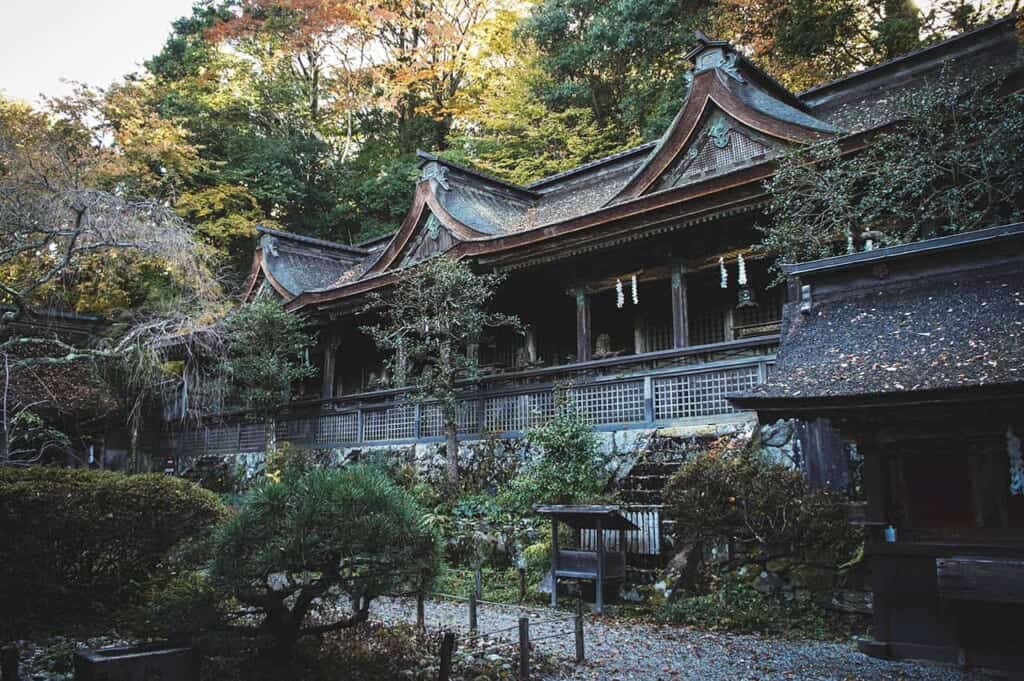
[
  {"left": 643, "top": 375, "right": 654, "bottom": 422},
  {"left": 518, "top": 617, "right": 530, "bottom": 681},
  {"left": 438, "top": 632, "right": 455, "bottom": 681},
  {"left": 468, "top": 592, "right": 478, "bottom": 633},
  {"left": 474, "top": 565, "right": 483, "bottom": 600},
  {"left": 575, "top": 600, "right": 585, "bottom": 663},
  {"left": 417, "top": 592, "right": 425, "bottom": 631}
]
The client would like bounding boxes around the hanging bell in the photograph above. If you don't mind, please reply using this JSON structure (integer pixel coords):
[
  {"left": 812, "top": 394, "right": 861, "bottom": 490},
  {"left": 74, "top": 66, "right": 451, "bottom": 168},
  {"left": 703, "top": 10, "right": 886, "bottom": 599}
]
[{"left": 736, "top": 283, "right": 757, "bottom": 309}]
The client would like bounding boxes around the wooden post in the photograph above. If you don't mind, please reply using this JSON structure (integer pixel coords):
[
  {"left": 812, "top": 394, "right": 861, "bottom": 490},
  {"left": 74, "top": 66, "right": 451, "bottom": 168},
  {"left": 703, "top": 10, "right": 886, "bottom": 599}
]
[
  {"left": 474, "top": 565, "right": 483, "bottom": 600},
  {"left": 574, "top": 289, "right": 592, "bottom": 362},
  {"left": 633, "top": 313, "right": 646, "bottom": 355},
  {"left": 595, "top": 518, "right": 605, "bottom": 614},
  {"left": 469, "top": 592, "right": 478, "bottom": 633},
  {"left": 1, "top": 645, "right": 18, "bottom": 681},
  {"left": 417, "top": 592, "right": 425, "bottom": 631},
  {"left": 321, "top": 331, "right": 340, "bottom": 400},
  {"left": 518, "top": 617, "right": 530, "bottom": 681},
  {"left": 550, "top": 518, "right": 559, "bottom": 608},
  {"left": 438, "top": 632, "right": 455, "bottom": 681},
  {"left": 518, "top": 566, "right": 526, "bottom": 603},
  {"left": 671, "top": 265, "right": 689, "bottom": 348},
  {"left": 575, "top": 600, "right": 585, "bottom": 663},
  {"left": 525, "top": 324, "right": 538, "bottom": 363}
]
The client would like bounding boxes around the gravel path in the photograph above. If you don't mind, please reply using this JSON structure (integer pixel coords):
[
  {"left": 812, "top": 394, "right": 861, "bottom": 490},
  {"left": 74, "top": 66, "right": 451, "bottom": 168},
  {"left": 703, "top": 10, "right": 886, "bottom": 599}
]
[{"left": 371, "top": 596, "right": 988, "bottom": 681}]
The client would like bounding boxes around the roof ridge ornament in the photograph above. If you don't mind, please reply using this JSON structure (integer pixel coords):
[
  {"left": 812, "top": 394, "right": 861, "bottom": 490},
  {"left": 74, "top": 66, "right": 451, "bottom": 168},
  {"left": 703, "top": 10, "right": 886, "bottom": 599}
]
[
  {"left": 421, "top": 161, "right": 451, "bottom": 191},
  {"left": 686, "top": 30, "right": 742, "bottom": 81}
]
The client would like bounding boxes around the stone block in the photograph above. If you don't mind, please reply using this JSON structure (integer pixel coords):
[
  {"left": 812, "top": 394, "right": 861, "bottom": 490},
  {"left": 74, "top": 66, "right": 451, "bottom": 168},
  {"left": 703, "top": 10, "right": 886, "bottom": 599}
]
[
  {"left": 74, "top": 643, "right": 198, "bottom": 681},
  {"left": 789, "top": 565, "right": 835, "bottom": 592}
]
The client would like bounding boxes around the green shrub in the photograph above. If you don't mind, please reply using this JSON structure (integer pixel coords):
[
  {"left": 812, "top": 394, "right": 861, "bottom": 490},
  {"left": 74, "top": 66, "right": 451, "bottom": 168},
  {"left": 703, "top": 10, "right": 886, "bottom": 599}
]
[
  {"left": 0, "top": 466, "right": 225, "bottom": 626},
  {"left": 664, "top": 444, "right": 860, "bottom": 561},
  {"left": 498, "top": 408, "right": 606, "bottom": 513},
  {"left": 658, "top": 574, "right": 828, "bottom": 638}
]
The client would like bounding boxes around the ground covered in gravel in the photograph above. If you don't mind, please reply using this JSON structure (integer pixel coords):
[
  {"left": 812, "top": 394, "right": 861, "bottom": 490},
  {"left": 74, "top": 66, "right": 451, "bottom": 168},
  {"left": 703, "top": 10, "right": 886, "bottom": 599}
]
[{"left": 372, "top": 596, "right": 994, "bottom": 681}]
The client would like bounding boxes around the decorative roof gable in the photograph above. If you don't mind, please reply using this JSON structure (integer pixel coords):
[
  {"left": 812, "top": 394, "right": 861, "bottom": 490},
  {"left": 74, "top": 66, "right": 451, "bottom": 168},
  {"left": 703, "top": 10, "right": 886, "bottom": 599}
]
[
  {"left": 611, "top": 32, "right": 840, "bottom": 203},
  {"left": 243, "top": 227, "right": 369, "bottom": 301}
]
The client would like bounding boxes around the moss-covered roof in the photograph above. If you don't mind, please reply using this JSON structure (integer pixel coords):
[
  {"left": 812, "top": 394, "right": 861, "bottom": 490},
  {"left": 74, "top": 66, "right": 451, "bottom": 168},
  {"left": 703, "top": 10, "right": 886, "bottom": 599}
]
[{"left": 736, "top": 224, "right": 1024, "bottom": 405}]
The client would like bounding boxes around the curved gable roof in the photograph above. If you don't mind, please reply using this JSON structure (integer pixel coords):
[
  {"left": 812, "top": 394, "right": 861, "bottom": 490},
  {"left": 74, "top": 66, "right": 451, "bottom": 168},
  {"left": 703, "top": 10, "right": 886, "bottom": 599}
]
[
  {"left": 274, "top": 19, "right": 1021, "bottom": 311},
  {"left": 611, "top": 37, "right": 839, "bottom": 203},
  {"left": 243, "top": 227, "right": 370, "bottom": 301}
]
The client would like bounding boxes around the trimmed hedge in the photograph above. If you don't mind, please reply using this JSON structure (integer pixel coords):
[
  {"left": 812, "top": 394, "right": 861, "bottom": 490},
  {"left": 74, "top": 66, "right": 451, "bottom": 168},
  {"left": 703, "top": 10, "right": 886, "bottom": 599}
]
[{"left": 0, "top": 467, "right": 225, "bottom": 623}]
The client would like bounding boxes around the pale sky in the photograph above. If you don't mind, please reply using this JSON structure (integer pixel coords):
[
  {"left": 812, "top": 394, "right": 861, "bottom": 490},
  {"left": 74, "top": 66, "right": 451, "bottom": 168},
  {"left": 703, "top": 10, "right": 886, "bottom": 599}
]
[{"left": 0, "top": 0, "right": 197, "bottom": 104}]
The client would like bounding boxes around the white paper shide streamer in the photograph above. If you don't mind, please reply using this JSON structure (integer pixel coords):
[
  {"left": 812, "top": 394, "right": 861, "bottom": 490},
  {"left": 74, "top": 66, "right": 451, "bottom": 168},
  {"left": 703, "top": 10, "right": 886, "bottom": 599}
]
[
  {"left": 616, "top": 278, "right": 624, "bottom": 308},
  {"left": 737, "top": 254, "right": 747, "bottom": 286},
  {"left": 631, "top": 274, "right": 639, "bottom": 305},
  {"left": 719, "top": 257, "right": 727, "bottom": 289}
]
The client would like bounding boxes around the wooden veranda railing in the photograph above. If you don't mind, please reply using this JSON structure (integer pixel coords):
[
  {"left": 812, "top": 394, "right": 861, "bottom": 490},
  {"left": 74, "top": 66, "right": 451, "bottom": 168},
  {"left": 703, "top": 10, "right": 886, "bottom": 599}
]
[{"left": 163, "top": 336, "right": 777, "bottom": 468}]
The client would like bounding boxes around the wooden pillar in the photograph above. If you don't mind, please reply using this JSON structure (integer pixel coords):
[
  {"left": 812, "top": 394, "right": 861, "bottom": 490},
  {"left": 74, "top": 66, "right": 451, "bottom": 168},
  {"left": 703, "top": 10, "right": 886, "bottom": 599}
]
[
  {"left": 321, "top": 330, "right": 340, "bottom": 400},
  {"left": 671, "top": 266, "right": 689, "bottom": 348},
  {"left": 550, "top": 518, "right": 559, "bottom": 608},
  {"left": 859, "top": 438, "right": 892, "bottom": 645},
  {"left": 595, "top": 518, "right": 604, "bottom": 614},
  {"left": 575, "top": 289, "right": 592, "bottom": 362},
  {"left": 524, "top": 325, "right": 538, "bottom": 363},
  {"left": 633, "top": 314, "right": 645, "bottom": 355}
]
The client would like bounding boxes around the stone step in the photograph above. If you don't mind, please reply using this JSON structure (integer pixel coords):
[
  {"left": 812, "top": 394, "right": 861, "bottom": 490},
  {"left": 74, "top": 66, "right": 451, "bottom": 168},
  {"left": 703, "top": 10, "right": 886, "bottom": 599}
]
[
  {"left": 628, "top": 462, "right": 683, "bottom": 477},
  {"left": 619, "top": 489, "right": 663, "bottom": 504},
  {"left": 619, "top": 475, "right": 671, "bottom": 491}
]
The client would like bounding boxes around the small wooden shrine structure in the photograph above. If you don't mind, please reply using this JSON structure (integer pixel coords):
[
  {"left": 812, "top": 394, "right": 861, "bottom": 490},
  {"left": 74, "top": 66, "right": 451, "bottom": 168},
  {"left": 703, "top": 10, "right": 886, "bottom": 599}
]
[
  {"left": 733, "top": 223, "right": 1024, "bottom": 672},
  {"left": 536, "top": 504, "right": 638, "bottom": 613}
]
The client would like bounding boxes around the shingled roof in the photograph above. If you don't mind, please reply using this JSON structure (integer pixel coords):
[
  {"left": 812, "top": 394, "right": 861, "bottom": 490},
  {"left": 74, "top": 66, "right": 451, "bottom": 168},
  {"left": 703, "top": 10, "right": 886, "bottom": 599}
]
[
  {"left": 278, "top": 16, "right": 1022, "bottom": 311},
  {"left": 245, "top": 227, "right": 371, "bottom": 301},
  {"left": 733, "top": 224, "right": 1024, "bottom": 408}
]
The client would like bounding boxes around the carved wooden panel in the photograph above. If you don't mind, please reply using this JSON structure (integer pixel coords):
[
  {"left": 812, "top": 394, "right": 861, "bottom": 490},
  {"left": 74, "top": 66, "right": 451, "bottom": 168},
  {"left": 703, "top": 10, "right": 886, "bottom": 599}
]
[
  {"left": 652, "top": 112, "right": 779, "bottom": 192},
  {"left": 398, "top": 214, "right": 457, "bottom": 267}
]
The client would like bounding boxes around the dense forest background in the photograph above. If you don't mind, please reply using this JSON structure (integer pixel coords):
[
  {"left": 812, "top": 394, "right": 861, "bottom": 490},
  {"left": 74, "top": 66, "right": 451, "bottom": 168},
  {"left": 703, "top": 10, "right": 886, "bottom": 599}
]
[{"left": 0, "top": 0, "right": 1015, "bottom": 308}]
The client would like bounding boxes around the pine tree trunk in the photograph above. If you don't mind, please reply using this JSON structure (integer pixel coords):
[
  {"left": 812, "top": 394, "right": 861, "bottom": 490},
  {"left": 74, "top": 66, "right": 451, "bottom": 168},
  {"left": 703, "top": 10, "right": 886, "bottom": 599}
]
[
  {"left": 129, "top": 416, "right": 140, "bottom": 474},
  {"left": 445, "top": 420, "right": 459, "bottom": 485}
]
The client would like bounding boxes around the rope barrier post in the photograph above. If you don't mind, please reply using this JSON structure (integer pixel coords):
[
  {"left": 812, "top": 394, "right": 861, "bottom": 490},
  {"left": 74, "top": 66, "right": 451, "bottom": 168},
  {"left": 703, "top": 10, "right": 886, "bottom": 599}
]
[
  {"left": 1, "top": 645, "right": 18, "bottom": 681},
  {"left": 518, "top": 617, "right": 530, "bottom": 681},
  {"left": 574, "top": 599, "right": 585, "bottom": 664},
  {"left": 468, "top": 592, "right": 478, "bottom": 634},
  {"left": 417, "top": 592, "right": 425, "bottom": 631},
  {"left": 438, "top": 631, "right": 455, "bottom": 681}
]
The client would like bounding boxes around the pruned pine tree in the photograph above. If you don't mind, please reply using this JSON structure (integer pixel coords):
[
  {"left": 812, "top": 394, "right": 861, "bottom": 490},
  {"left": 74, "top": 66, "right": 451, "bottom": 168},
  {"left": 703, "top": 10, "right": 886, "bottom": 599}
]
[
  {"left": 363, "top": 256, "right": 518, "bottom": 485},
  {"left": 209, "top": 465, "right": 440, "bottom": 660}
]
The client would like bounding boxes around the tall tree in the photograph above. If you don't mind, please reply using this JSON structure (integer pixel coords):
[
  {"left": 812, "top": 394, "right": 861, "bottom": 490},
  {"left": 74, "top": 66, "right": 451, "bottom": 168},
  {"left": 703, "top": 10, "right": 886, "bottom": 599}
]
[
  {"left": 521, "top": 0, "right": 711, "bottom": 140},
  {"left": 219, "top": 295, "right": 316, "bottom": 448},
  {"left": 363, "top": 257, "right": 517, "bottom": 484},
  {"left": 0, "top": 96, "right": 224, "bottom": 466},
  {"left": 446, "top": 8, "right": 630, "bottom": 184},
  {"left": 522, "top": 0, "right": 1016, "bottom": 136}
]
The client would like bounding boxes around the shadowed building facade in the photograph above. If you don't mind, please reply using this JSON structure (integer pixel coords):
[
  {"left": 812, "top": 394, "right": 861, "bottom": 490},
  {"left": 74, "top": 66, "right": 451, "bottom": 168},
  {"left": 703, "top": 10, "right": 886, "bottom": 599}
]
[{"left": 732, "top": 224, "right": 1024, "bottom": 671}]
